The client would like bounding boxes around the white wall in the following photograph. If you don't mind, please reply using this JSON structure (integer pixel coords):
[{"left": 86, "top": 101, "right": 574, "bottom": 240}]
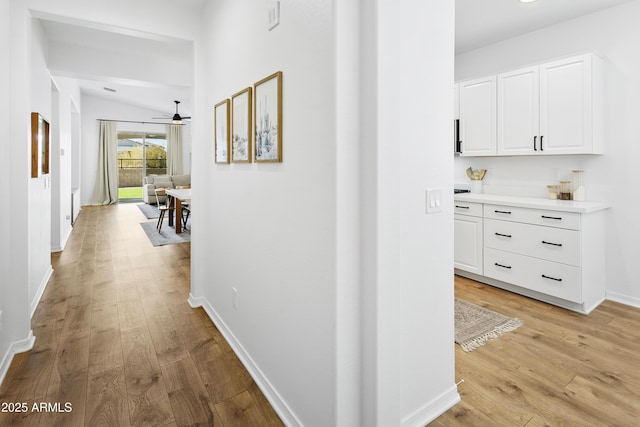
[
  {"left": 192, "top": 1, "right": 337, "bottom": 425},
  {"left": 50, "top": 76, "right": 81, "bottom": 251},
  {"left": 454, "top": 0, "right": 640, "bottom": 306},
  {"left": 0, "top": 0, "right": 12, "bottom": 382},
  {"left": 29, "top": 17, "right": 53, "bottom": 316},
  {"left": 81, "top": 94, "right": 192, "bottom": 206},
  {"left": 367, "top": 2, "right": 458, "bottom": 425},
  {"left": 2, "top": 0, "right": 37, "bottom": 385},
  {"left": 192, "top": 1, "right": 457, "bottom": 426}
]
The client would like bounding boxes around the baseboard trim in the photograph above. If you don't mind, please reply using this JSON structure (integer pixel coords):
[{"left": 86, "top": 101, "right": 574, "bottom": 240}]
[
  {"left": 606, "top": 291, "right": 640, "bottom": 309},
  {"left": 188, "top": 293, "right": 302, "bottom": 426},
  {"left": 0, "top": 330, "right": 35, "bottom": 387},
  {"left": 401, "top": 385, "right": 460, "bottom": 427},
  {"left": 30, "top": 265, "right": 53, "bottom": 319}
]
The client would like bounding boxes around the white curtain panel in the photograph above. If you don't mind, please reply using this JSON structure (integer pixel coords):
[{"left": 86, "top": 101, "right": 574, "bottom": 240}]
[
  {"left": 167, "top": 124, "right": 183, "bottom": 175},
  {"left": 92, "top": 120, "right": 118, "bottom": 205}
]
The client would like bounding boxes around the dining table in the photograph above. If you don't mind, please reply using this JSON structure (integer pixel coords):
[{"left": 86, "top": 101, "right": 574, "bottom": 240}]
[{"left": 165, "top": 188, "right": 191, "bottom": 234}]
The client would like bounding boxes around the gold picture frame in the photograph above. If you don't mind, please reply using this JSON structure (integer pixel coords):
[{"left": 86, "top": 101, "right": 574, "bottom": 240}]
[
  {"left": 254, "top": 71, "right": 283, "bottom": 163},
  {"left": 31, "top": 112, "right": 50, "bottom": 178},
  {"left": 231, "top": 87, "right": 253, "bottom": 163},
  {"left": 214, "top": 99, "right": 230, "bottom": 164}
]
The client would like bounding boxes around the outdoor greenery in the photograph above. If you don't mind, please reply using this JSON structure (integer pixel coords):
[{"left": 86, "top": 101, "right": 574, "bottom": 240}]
[{"left": 118, "top": 186, "right": 143, "bottom": 199}]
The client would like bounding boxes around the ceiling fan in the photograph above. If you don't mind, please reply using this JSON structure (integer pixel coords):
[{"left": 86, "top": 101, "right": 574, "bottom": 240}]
[{"left": 153, "top": 100, "right": 191, "bottom": 124}]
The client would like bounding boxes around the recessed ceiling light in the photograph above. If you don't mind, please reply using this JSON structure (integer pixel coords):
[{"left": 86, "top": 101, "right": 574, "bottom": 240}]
[{"left": 520, "top": 0, "right": 537, "bottom": 3}]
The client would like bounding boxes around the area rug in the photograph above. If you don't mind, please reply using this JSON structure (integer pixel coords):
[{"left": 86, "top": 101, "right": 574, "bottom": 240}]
[
  {"left": 455, "top": 298, "right": 523, "bottom": 352},
  {"left": 137, "top": 203, "right": 161, "bottom": 219},
  {"left": 140, "top": 220, "right": 190, "bottom": 246}
]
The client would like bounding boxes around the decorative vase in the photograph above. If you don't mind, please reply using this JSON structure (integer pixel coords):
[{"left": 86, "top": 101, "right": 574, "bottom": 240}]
[{"left": 470, "top": 180, "right": 483, "bottom": 194}]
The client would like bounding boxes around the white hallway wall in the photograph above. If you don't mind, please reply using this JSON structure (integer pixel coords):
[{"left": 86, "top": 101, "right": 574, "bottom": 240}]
[
  {"left": 192, "top": 0, "right": 457, "bottom": 426},
  {"left": 454, "top": 0, "right": 640, "bottom": 306},
  {"left": 50, "top": 75, "right": 81, "bottom": 252},
  {"left": 0, "top": 0, "right": 14, "bottom": 382}
]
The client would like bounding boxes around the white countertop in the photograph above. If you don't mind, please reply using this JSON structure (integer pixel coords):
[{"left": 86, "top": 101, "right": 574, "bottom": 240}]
[{"left": 454, "top": 192, "right": 611, "bottom": 214}]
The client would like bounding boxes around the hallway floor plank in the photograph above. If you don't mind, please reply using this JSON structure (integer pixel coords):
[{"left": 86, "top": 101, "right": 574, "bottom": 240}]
[{"left": 0, "top": 204, "right": 283, "bottom": 427}]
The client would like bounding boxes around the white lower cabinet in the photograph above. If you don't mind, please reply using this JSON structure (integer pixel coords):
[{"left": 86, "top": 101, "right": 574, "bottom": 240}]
[
  {"left": 454, "top": 197, "right": 608, "bottom": 314},
  {"left": 454, "top": 202, "right": 483, "bottom": 274}
]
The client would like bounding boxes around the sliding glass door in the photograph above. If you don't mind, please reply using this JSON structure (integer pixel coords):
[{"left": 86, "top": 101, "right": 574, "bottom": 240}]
[{"left": 117, "top": 132, "right": 167, "bottom": 201}]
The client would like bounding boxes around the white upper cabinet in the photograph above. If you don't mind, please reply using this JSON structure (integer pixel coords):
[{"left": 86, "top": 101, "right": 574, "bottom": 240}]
[
  {"left": 539, "top": 54, "right": 604, "bottom": 155},
  {"left": 497, "top": 66, "right": 539, "bottom": 155},
  {"left": 460, "top": 53, "right": 604, "bottom": 157},
  {"left": 458, "top": 76, "right": 497, "bottom": 156}
]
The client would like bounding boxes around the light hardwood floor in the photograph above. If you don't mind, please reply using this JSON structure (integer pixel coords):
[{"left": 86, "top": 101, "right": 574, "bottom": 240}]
[
  {"left": 3, "top": 204, "right": 639, "bottom": 426},
  {"left": 432, "top": 275, "right": 640, "bottom": 426},
  {"left": 0, "top": 204, "right": 283, "bottom": 427}
]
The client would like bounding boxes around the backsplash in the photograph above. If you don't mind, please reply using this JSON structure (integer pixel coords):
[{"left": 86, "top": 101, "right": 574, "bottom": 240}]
[{"left": 454, "top": 154, "right": 610, "bottom": 201}]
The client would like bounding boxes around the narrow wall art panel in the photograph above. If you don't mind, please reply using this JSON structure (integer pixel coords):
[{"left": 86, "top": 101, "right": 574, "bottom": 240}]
[{"left": 254, "top": 71, "right": 283, "bottom": 163}]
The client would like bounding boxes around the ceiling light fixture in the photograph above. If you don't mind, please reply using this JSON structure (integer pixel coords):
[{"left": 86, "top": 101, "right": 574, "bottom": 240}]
[{"left": 520, "top": 0, "right": 537, "bottom": 3}]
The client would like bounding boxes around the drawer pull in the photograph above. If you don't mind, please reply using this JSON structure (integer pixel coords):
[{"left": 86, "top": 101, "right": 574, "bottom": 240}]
[
  {"left": 542, "top": 240, "right": 563, "bottom": 247},
  {"left": 455, "top": 205, "right": 470, "bottom": 209},
  {"left": 495, "top": 233, "right": 512, "bottom": 238},
  {"left": 541, "top": 215, "right": 563, "bottom": 221},
  {"left": 542, "top": 274, "right": 562, "bottom": 282},
  {"left": 495, "top": 210, "right": 512, "bottom": 215},
  {"left": 495, "top": 263, "right": 512, "bottom": 269}
]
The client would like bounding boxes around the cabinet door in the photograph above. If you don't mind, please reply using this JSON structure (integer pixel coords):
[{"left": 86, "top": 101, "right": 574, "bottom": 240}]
[
  {"left": 539, "top": 54, "right": 593, "bottom": 154},
  {"left": 459, "top": 76, "right": 496, "bottom": 156},
  {"left": 454, "top": 214, "right": 483, "bottom": 274},
  {"left": 497, "top": 66, "right": 539, "bottom": 155}
]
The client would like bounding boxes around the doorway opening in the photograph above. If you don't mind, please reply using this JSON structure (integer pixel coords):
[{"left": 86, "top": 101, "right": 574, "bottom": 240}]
[{"left": 117, "top": 132, "right": 167, "bottom": 202}]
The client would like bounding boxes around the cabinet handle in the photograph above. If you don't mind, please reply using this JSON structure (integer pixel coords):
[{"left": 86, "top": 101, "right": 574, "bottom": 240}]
[
  {"left": 495, "top": 233, "right": 512, "bottom": 238},
  {"left": 541, "top": 215, "right": 562, "bottom": 221},
  {"left": 542, "top": 240, "right": 563, "bottom": 247},
  {"left": 533, "top": 135, "right": 538, "bottom": 151},
  {"left": 455, "top": 205, "right": 470, "bottom": 209},
  {"left": 494, "top": 210, "right": 512, "bottom": 215},
  {"left": 542, "top": 274, "right": 562, "bottom": 282},
  {"left": 540, "top": 135, "right": 544, "bottom": 151},
  {"left": 495, "top": 263, "right": 512, "bottom": 269}
]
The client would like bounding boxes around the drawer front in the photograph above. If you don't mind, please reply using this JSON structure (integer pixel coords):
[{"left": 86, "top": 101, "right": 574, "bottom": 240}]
[
  {"left": 484, "top": 248, "right": 582, "bottom": 303},
  {"left": 484, "top": 219, "right": 581, "bottom": 266},
  {"left": 484, "top": 204, "right": 581, "bottom": 230},
  {"left": 454, "top": 201, "right": 483, "bottom": 217}
]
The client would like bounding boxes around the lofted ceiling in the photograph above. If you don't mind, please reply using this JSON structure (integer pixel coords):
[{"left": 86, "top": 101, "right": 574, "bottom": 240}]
[
  {"left": 39, "top": 17, "right": 195, "bottom": 120},
  {"left": 456, "top": 0, "right": 634, "bottom": 54}
]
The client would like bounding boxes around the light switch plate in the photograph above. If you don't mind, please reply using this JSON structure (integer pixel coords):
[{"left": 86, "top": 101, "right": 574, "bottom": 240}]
[
  {"left": 268, "top": 1, "right": 280, "bottom": 31},
  {"left": 426, "top": 189, "right": 442, "bottom": 214}
]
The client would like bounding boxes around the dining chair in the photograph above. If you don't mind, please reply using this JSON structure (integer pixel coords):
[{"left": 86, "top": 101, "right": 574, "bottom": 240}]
[
  {"left": 154, "top": 188, "right": 173, "bottom": 232},
  {"left": 175, "top": 185, "right": 191, "bottom": 231}
]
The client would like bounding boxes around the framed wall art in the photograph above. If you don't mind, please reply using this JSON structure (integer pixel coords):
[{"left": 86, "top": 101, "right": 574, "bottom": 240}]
[
  {"left": 231, "top": 87, "right": 252, "bottom": 163},
  {"left": 31, "top": 112, "right": 50, "bottom": 178},
  {"left": 214, "top": 99, "right": 230, "bottom": 164},
  {"left": 254, "top": 71, "right": 282, "bottom": 163}
]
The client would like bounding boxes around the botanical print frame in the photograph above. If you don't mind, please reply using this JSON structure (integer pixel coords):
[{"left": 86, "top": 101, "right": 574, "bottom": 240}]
[
  {"left": 231, "top": 87, "right": 253, "bottom": 163},
  {"left": 254, "top": 71, "right": 283, "bottom": 163},
  {"left": 214, "top": 99, "right": 230, "bottom": 164},
  {"left": 31, "top": 112, "right": 50, "bottom": 178}
]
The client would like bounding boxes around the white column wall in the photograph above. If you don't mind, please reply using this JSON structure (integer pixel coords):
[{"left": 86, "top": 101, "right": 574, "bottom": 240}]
[{"left": 360, "top": 1, "right": 459, "bottom": 426}]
